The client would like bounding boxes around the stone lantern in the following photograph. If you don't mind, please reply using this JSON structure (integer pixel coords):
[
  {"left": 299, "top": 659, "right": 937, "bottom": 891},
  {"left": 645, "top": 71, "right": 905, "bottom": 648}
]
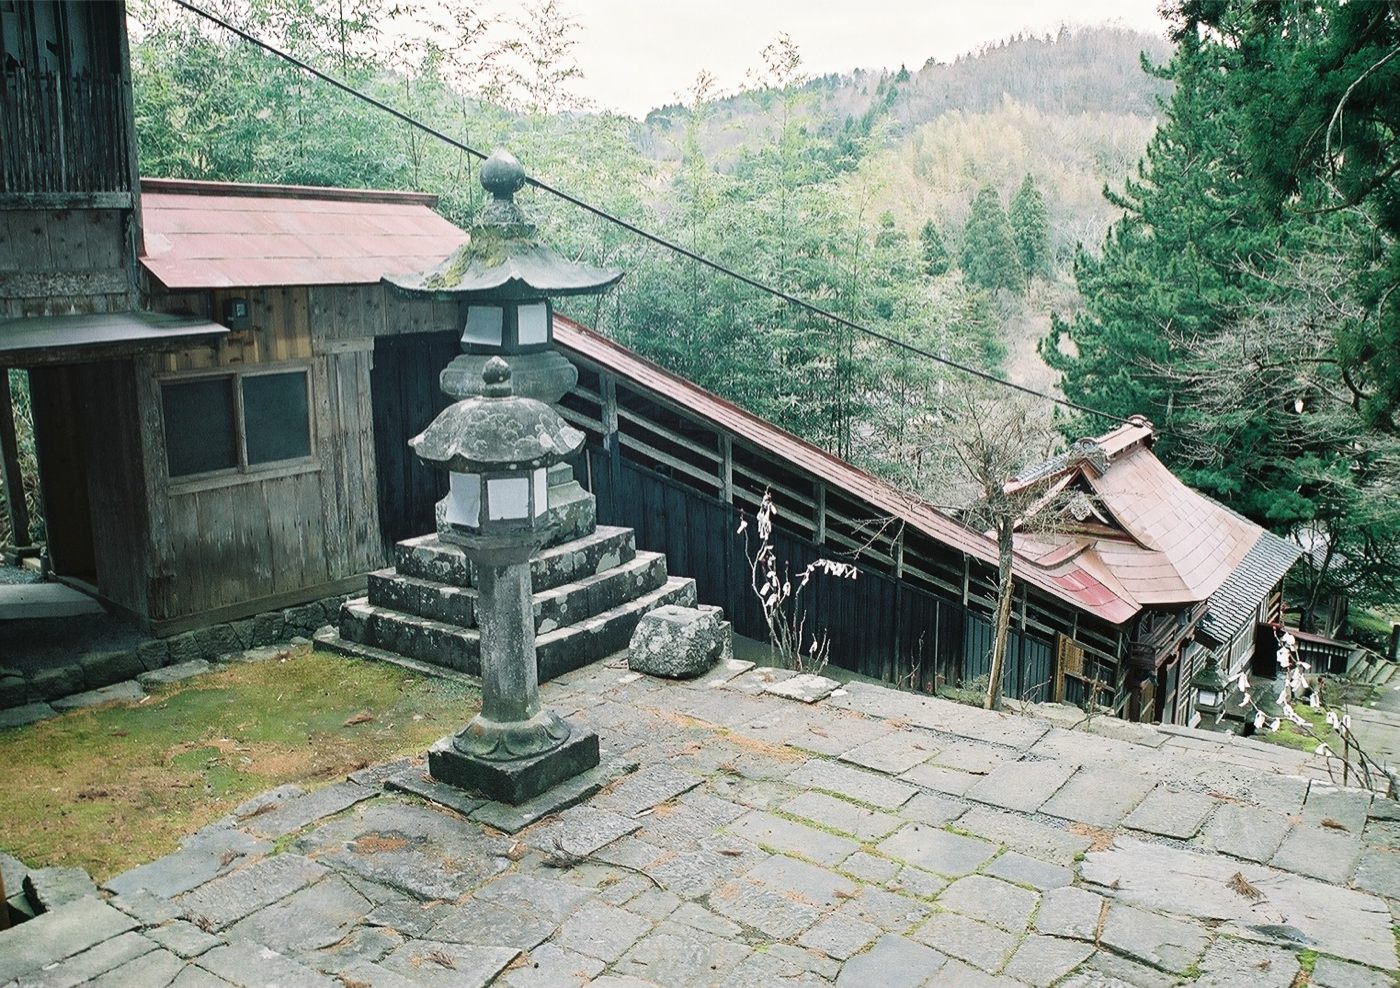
[
  {"left": 1190, "top": 663, "right": 1227, "bottom": 719},
  {"left": 385, "top": 148, "right": 622, "bottom": 545},
  {"left": 411, "top": 356, "right": 598, "bottom": 803}
]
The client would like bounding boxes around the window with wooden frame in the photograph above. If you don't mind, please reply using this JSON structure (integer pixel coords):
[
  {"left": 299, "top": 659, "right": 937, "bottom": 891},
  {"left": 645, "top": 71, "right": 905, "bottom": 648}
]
[{"left": 160, "top": 367, "right": 313, "bottom": 481}]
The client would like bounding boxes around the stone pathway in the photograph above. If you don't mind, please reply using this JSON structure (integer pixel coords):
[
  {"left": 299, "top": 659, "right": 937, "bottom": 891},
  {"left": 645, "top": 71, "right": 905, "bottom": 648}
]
[{"left": 3, "top": 654, "right": 1398, "bottom": 987}]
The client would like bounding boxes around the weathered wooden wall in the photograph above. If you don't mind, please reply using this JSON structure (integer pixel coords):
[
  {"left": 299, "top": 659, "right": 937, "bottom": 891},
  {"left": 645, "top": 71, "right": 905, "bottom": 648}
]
[
  {"left": 0, "top": 208, "right": 133, "bottom": 319},
  {"left": 128, "top": 284, "right": 440, "bottom": 629}
]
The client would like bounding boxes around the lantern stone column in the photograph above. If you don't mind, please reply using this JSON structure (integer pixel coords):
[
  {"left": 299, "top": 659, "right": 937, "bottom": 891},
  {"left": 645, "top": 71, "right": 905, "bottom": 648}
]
[{"left": 414, "top": 357, "right": 599, "bottom": 804}]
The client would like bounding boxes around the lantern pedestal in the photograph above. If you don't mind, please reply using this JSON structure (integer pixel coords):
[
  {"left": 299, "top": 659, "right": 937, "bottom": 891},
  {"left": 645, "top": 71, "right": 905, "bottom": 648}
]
[{"left": 427, "top": 728, "right": 600, "bottom": 806}]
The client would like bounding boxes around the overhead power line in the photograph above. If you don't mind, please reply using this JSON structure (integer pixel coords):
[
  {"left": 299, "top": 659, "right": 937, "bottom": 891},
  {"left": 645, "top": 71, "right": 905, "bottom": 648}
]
[{"left": 169, "top": 0, "right": 1132, "bottom": 426}]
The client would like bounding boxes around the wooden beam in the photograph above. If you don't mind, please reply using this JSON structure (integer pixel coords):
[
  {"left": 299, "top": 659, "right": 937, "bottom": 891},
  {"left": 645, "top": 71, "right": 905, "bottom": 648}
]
[
  {"left": 815, "top": 481, "right": 826, "bottom": 544},
  {"left": 0, "top": 371, "right": 31, "bottom": 549},
  {"left": 0, "top": 192, "right": 133, "bottom": 210}
]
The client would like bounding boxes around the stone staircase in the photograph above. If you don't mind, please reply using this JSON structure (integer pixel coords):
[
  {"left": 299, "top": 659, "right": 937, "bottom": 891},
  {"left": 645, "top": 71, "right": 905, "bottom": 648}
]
[{"left": 319, "top": 506, "right": 697, "bottom": 682}]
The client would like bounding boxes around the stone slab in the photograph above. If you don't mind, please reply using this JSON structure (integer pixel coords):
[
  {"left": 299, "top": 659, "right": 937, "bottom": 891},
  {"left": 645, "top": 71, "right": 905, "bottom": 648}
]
[
  {"left": 1082, "top": 837, "right": 1396, "bottom": 970},
  {"left": 240, "top": 781, "right": 375, "bottom": 838},
  {"left": 1040, "top": 766, "right": 1155, "bottom": 827},
  {"left": 938, "top": 874, "right": 1039, "bottom": 931},
  {"left": 1033, "top": 885, "right": 1107, "bottom": 941},
  {"left": 839, "top": 730, "right": 940, "bottom": 775},
  {"left": 911, "top": 911, "right": 1017, "bottom": 972},
  {"left": 176, "top": 855, "right": 329, "bottom": 931},
  {"left": 136, "top": 660, "right": 212, "bottom": 688},
  {"left": 7, "top": 930, "right": 157, "bottom": 988},
  {"left": 1003, "top": 934, "right": 1096, "bottom": 987},
  {"left": 877, "top": 822, "right": 998, "bottom": 877},
  {"left": 727, "top": 809, "right": 859, "bottom": 866},
  {"left": 1122, "top": 786, "right": 1218, "bottom": 839},
  {"left": 105, "top": 829, "right": 269, "bottom": 899},
  {"left": 0, "top": 898, "right": 139, "bottom": 984},
  {"left": 835, "top": 933, "right": 946, "bottom": 987},
  {"left": 0, "top": 701, "right": 57, "bottom": 729},
  {"left": 781, "top": 790, "right": 902, "bottom": 841},
  {"left": 146, "top": 920, "right": 224, "bottom": 959},
  {"left": 787, "top": 758, "right": 916, "bottom": 810},
  {"left": 964, "top": 758, "right": 1077, "bottom": 814},
  {"left": 1099, "top": 903, "right": 1208, "bottom": 976},
  {"left": 225, "top": 875, "right": 372, "bottom": 953},
  {"left": 1197, "top": 802, "right": 1291, "bottom": 863},
  {"left": 386, "top": 766, "right": 488, "bottom": 817},
  {"left": 763, "top": 673, "right": 840, "bottom": 704},
  {"left": 196, "top": 942, "right": 338, "bottom": 988},
  {"left": 1270, "top": 825, "right": 1362, "bottom": 884},
  {"left": 50, "top": 680, "right": 144, "bottom": 711},
  {"left": 984, "top": 850, "right": 1073, "bottom": 890},
  {"left": 21, "top": 865, "right": 97, "bottom": 912}
]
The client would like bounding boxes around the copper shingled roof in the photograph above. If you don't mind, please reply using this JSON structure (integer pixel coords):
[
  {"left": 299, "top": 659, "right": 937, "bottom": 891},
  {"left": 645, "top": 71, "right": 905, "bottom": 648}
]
[
  {"left": 552, "top": 316, "right": 1140, "bottom": 625},
  {"left": 1012, "top": 421, "right": 1274, "bottom": 608},
  {"left": 139, "top": 179, "right": 468, "bottom": 289}
]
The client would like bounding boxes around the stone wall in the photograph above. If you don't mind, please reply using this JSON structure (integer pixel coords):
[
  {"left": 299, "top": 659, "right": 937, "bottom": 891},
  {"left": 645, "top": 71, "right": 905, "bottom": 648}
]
[{"left": 0, "top": 595, "right": 352, "bottom": 712}]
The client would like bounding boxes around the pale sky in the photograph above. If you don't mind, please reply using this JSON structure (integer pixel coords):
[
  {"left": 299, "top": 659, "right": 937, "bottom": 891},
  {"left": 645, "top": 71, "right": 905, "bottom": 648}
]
[{"left": 557, "top": 1, "right": 1172, "bottom": 117}]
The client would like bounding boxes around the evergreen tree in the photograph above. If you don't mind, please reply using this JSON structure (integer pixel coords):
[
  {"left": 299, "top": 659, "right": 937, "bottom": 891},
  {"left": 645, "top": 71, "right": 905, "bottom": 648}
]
[
  {"left": 960, "top": 186, "right": 1024, "bottom": 292},
  {"left": 919, "top": 219, "right": 950, "bottom": 276},
  {"left": 1009, "top": 173, "right": 1051, "bottom": 279}
]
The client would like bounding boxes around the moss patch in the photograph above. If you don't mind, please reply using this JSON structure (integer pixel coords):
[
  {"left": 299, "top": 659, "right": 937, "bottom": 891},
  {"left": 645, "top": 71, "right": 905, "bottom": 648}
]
[{"left": 0, "top": 647, "right": 477, "bottom": 881}]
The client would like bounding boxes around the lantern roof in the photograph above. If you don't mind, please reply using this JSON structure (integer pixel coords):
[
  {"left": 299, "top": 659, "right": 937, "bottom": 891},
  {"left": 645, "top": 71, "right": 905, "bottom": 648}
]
[
  {"left": 411, "top": 357, "right": 584, "bottom": 473},
  {"left": 384, "top": 149, "right": 623, "bottom": 301}
]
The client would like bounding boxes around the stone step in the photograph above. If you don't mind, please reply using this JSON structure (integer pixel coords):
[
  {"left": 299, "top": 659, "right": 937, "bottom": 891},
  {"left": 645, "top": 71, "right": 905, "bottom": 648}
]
[
  {"left": 535, "top": 552, "right": 670, "bottom": 634},
  {"left": 337, "top": 575, "right": 698, "bottom": 682},
  {"left": 367, "top": 551, "right": 670, "bottom": 633},
  {"left": 368, "top": 570, "right": 475, "bottom": 627},
  {"left": 536, "top": 576, "right": 698, "bottom": 681},
  {"left": 394, "top": 525, "right": 636, "bottom": 592}
]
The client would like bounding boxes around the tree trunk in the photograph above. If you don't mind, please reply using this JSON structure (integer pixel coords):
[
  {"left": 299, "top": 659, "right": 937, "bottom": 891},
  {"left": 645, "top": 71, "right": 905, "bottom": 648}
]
[{"left": 985, "top": 518, "right": 1016, "bottom": 711}]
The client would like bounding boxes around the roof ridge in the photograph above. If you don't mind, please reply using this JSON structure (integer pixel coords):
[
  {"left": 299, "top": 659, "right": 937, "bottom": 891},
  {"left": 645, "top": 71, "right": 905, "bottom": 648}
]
[{"left": 140, "top": 177, "right": 440, "bottom": 207}]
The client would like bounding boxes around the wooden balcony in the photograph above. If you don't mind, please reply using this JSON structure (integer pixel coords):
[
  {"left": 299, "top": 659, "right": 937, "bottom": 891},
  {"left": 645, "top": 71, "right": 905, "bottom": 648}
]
[{"left": 1, "top": 68, "right": 135, "bottom": 205}]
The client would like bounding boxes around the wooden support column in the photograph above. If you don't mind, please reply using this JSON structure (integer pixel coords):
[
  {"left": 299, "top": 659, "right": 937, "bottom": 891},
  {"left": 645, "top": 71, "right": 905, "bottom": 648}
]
[
  {"left": 719, "top": 434, "right": 733, "bottom": 504},
  {"left": 961, "top": 556, "right": 971, "bottom": 607},
  {"left": 893, "top": 526, "right": 905, "bottom": 579},
  {"left": 0, "top": 370, "right": 32, "bottom": 552},
  {"left": 601, "top": 373, "right": 621, "bottom": 504},
  {"left": 815, "top": 481, "right": 827, "bottom": 545}
]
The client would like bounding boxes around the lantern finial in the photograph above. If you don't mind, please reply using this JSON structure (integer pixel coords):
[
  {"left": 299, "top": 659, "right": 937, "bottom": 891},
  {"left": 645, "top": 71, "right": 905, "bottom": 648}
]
[
  {"left": 482, "top": 356, "right": 512, "bottom": 397},
  {"left": 480, "top": 149, "right": 526, "bottom": 201}
]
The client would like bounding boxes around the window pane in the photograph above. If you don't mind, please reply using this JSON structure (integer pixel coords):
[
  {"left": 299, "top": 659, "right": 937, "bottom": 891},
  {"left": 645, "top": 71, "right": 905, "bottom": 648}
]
[
  {"left": 517, "top": 303, "right": 549, "bottom": 346},
  {"left": 243, "top": 372, "right": 311, "bottom": 465},
  {"left": 463, "top": 306, "right": 503, "bottom": 347},
  {"left": 162, "top": 378, "right": 237, "bottom": 478}
]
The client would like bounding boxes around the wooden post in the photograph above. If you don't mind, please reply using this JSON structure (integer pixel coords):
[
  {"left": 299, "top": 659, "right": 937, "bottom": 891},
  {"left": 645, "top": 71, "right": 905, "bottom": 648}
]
[
  {"left": 815, "top": 482, "right": 826, "bottom": 545},
  {"left": 601, "top": 373, "right": 620, "bottom": 505},
  {"left": 0, "top": 863, "right": 8, "bottom": 931},
  {"left": 0, "top": 370, "right": 32, "bottom": 552},
  {"left": 719, "top": 434, "right": 733, "bottom": 504}
]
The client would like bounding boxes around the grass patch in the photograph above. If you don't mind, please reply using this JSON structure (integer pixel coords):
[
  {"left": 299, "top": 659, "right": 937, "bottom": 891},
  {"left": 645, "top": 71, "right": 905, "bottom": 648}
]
[{"left": 0, "top": 647, "right": 478, "bottom": 881}]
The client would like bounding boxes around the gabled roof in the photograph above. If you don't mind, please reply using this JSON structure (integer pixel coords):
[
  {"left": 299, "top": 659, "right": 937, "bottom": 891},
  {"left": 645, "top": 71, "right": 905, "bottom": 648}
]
[
  {"left": 553, "top": 317, "right": 1140, "bottom": 625},
  {"left": 1011, "top": 419, "right": 1294, "bottom": 612},
  {"left": 139, "top": 178, "right": 467, "bottom": 290},
  {"left": 1198, "top": 529, "right": 1302, "bottom": 646}
]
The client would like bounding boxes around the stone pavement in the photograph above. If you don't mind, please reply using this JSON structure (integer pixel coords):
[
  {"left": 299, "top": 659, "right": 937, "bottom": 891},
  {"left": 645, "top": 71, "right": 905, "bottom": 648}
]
[{"left": 4, "top": 653, "right": 1399, "bottom": 987}]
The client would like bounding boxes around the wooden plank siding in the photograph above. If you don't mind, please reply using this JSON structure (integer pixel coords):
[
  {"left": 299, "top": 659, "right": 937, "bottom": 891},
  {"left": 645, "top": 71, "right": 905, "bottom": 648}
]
[{"left": 121, "top": 284, "right": 390, "bottom": 628}]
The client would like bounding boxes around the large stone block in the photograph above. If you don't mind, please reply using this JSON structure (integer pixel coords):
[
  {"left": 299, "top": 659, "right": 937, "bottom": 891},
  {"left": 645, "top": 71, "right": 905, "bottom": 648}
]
[
  {"left": 428, "top": 725, "right": 600, "bottom": 805},
  {"left": 628, "top": 604, "right": 730, "bottom": 679}
]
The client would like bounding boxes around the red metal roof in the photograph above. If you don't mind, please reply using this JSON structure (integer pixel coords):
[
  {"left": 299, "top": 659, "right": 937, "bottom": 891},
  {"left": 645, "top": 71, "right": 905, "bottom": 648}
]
[
  {"left": 1012, "top": 422, "right": 1267, "bottom": 609},
  {"left": 553, "top": 317, "right": 1141, "bottom": 625},
  {"left": 138, "top": 178, "right": 468, "bottom": 290}
]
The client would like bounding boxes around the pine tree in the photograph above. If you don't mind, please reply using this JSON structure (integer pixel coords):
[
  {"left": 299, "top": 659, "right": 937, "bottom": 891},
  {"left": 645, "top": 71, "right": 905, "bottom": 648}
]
[
  {"left": 961, "top": 186, "right": 1024, "bottom": 292},
  {"left": 919, "top": 219, "right": 950, "bottom": 277},
  {"left": 1009, "top": 174, "right": 1050, "bottom": 279}
]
